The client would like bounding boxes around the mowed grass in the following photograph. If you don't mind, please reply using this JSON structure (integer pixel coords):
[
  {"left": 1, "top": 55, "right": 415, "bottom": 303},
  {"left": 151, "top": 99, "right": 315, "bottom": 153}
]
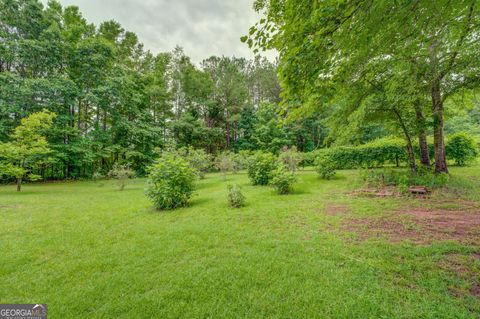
[{"left": 1, "top": 167, "right": 479, "bottom": 318}]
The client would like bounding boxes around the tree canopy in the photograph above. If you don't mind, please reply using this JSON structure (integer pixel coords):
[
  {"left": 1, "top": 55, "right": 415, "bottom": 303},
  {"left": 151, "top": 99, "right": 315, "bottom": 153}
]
[{"left": 245, "top": 0, "right": 480, "bottom": 173}]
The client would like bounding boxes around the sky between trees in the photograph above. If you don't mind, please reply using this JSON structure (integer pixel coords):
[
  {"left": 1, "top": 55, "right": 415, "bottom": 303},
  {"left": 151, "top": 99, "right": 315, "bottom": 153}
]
[{"left": 39, "top": 0, "right": 277, "bottom": 63}]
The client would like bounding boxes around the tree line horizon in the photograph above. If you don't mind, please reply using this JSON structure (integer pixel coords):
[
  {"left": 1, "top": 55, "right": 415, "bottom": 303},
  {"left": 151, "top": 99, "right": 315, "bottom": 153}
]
[{"left": 1, "top": 0, "right": 479, "bottom": 182}]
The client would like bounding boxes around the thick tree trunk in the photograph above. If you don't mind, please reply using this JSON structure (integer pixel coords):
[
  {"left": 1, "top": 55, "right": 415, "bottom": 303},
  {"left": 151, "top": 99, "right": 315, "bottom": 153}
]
[
  {"left": 405, "top": 142, "right": 417, "bottom": 174},
  {"left": 414, "top": 104, "right": 430, "bottom": 167},
  {"left": 16, "top": 178, "right": 21, "bottom": 192},
  {"left": 431, "top": 80, "right": 448, "bottom": 174}
]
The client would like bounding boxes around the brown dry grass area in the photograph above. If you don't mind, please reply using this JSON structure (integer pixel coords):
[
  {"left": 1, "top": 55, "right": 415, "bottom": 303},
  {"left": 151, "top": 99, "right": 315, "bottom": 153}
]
[{"left": 343, "top": 205, "right": 480, "bottom": 245}]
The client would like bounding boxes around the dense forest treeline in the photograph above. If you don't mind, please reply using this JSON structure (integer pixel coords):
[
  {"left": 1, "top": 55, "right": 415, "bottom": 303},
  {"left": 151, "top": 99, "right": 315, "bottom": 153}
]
[
  {"left": 1, "top": 0, "right": 480, "bottom": 182},
  {"left": 0, "top": 0, "right": 325, "bottom": 179}
]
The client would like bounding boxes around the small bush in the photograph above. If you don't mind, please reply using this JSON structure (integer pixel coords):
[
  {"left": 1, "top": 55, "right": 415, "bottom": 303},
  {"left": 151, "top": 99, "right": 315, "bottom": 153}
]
[
  {"left": 315, "top": 156, "right": 336, "bottom": 180},
  {"left": 146, "top": 153, "right": 196, "bottom": 210},
  {"left": 279, "top": 146, "right": 302, "bottom": 172},
  {"left": 177, "top": 147, "right": 212, "bottom": 179},
  {"left": 216, "top": 152, "right": 235, "bottom": 180},
  {"left": 108, "top": 164, "right": 134, "bottom": 190},
  {"left": 231, "top": 151, "right": 253, "bottom": 173},
  {"left": 92, "top": 171, "right": 105, "bottom": 186},
  {"left": 92, "top": 171, "right": 104, "bottom": 182},
  {"left": 247, "top": 152, "right": 277, "bottom": 185},
  {"left": 299, "top": 151, "right": 317, "bottom": 169},
  {"left": 270, "top": 164, "right": 297, "bottom": 194},
  {"left": 227, "top": 184, "right": 246, "bottom": 208},
  {"left": 446, "top": 133, "right": 478, "bottom": 166}
]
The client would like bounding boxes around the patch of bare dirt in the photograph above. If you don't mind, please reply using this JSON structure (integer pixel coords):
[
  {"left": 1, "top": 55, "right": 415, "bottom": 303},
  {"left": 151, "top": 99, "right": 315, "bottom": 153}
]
[
  {"left": 470, "top": 284, "right": 480, "bottom": 298},
  {"left": 349, "top": 186, "right": 400, "bottom": 198},
  {"left": 343, "top": 207, "right": 480, "bottom": 244}
]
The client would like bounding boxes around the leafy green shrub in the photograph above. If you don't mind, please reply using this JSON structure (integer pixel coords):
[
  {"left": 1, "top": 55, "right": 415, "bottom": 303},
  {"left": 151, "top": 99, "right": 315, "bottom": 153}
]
[
  {"left": 247, "top": 152, "right": 277, "bottom": 185},
  {"left": 92, "top": 171, "right": 105, "bottom": 186},
  {"left": 146, "top": 153, "right": 196, "bottom": 210},
  {"left": 315, "top": 155, "right": 336, "bottom": 180},
  {"left": 227, "top": 184, "right": 246, "bottom": 208},
  {"left": 316, "top": 137, "right": 407, "bottom": 169},
  {"left": 216, "top": 152, "right": 235, "bottom": 180},
  {"left": 446, "top": 133, "right": 478, "bottom": 166},
  {"left": 231, "top": 151, "right": 253, "bottom": 173},
  {"left": 279, "top": 146, "right": 302, "bottom": 172},
  {"left": 92, "top": 171, "right": 104, "bottom": 182},
  {"left": 177, "top": 147, "right": 212, "bottom": 179},
  {"left": 270, "top": 164, "right": 297, "bottom": 194},
  {"left": 108, "top": 164, "right": 134, "bottom": 190},
  {"left": 360, "top": 167, "right": 449, "bottom": 191},
  {"left": 299, "top": 151, "right": 317, "bottom": 169}
]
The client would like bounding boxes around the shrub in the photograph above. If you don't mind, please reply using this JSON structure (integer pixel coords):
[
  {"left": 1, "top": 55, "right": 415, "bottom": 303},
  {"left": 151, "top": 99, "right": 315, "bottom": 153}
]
[
  {"left": 446, "top": 133, "right": 478, "bottom": 166},
  {"left": 216, "top": 152, "right": 235, "bottom": 180},
  {"left": 247, "top": 152, "right": 277, "bottom": 185},
  {"left": 227, "top": 184, "right": 246, "bottom": 208},
  {"left": 92, "top": 171, "right": 104, "bottom": 182},
  {"left": 315, "top": 155, "right": 336, "bottom": 180},
  {"left": 299, "top": 151, "right": 317, "bottom": 169},
  {"left": 270, "top": 164, "right": 297, "bottom": 194},
  {"left": 177, "top": 147, "right": 212, "bottom": 179},
  {"left": 92, "top": 171, "right": 105, "bottom": 186},
  {"left": 108, "top": 164, "right": 134, "bottom": 190},
  {"left": 279, "top": 146, "right": 302, "bottom": 172},
  {"left": 360, "top": 167, "right": 449, "bottom": 191},
  {"left": 146, "top": 153, "right": 196, "bottom": 210},
  {"left": 231, "top": 151, "right": 253, "bottom": 173}
]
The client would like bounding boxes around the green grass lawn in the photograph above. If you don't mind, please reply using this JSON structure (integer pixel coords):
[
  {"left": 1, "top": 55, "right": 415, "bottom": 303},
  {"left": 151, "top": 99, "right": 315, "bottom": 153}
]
[{"left": 1, "top": 167, "right": 479, "bottom": 318}]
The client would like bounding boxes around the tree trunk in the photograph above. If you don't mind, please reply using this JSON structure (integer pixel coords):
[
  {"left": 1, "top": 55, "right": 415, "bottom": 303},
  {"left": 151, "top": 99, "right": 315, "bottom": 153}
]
[
  {"left": 16, "top": 178, "right": 21, "bottom": 192},
  {"left": 414, "top": 104, "right": 430, "bottom": 167},
  {"left": 431, "top": 79, "right": 448, "bottom": 174},
  {"left": 393, "top": 107, "right": 417, "bottom": 173}
]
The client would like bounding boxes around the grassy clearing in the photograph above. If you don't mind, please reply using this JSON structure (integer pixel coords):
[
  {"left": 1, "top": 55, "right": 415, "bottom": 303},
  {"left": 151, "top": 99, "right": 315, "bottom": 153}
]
[{"left": 0, "top": 167, "right": 479, "bottom": 318}]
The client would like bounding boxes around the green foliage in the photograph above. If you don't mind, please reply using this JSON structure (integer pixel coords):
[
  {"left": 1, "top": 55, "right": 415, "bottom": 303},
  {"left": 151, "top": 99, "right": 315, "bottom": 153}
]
[
  {"left": 446, "top": 133, "right": 478, "bottom": 166},
  {"left": 270, "top": 164, "right": 297, "bottom": 194},
  {"left": 92, "top": 171, "right": 104, "bottom": 182},
  {"left": 360, "top": 167, "right": 449, "bottom": 191},
  {"left": 299, "top": 152, "right": 317, "bottom": 168},
  {"left": 215, "top": 152, "right": 235, "bottom": 180},
  {"left": 0, "top": 110, "right": 55, "bottom": 190},
  {"left": 316, "top": 138, "right": 407, "bottom": 170},
  {"left": 178, "top": 147, "right": 212, "bottom": 179},
  {"left": 233, "top": 150, "right": 255, "bottom": 172},
  {"left": 108, "top": 164, "right": 134, "bottom": 190},
  {"left": 278, "top": 146, "right": 301, "bottom": 172},
  {"left": 227, "top": 184, "right": 246, "bottom": 208},
  {"left": 146, "top": 153, "right": 196, "bottom": 210},
  {"left": 253, "top": 102, "right": 294, "bottom": 153},
  {"left": 315, "top": 155, "right": 336, "bottom": 180},
  {"left": 247, "top": 152, "right": 277, "bottom": 185},
  {"left": 0, "top": 2, "right": 284, "bottom": 181},
  {"left": 248, "top": 0, "right": 480, "bottom": 174}
]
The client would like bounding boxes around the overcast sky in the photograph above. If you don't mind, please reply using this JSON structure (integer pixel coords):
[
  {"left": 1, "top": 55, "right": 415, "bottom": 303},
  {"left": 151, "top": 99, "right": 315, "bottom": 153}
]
[{"left": 41, "top": 0, "right": 274, "bottom": 63}]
